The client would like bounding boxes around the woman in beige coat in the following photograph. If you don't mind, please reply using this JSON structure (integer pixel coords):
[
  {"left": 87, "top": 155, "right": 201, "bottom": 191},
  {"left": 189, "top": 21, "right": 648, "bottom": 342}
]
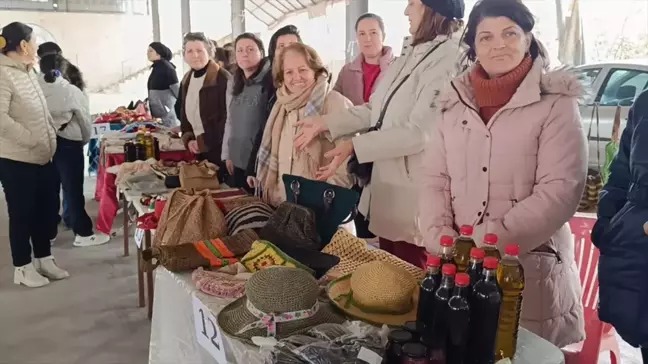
[
  {"left": 419, "top": 0, "right": 586, "bottom": 348},
  {"left": 0, "top": 22, "right": 69, "bottom": 287},
  {"left": 293, "top": 0, "right": 465, "bottom": 268},
  {"left": 256, "top": 43, "right": 353, "bottom": 207}
]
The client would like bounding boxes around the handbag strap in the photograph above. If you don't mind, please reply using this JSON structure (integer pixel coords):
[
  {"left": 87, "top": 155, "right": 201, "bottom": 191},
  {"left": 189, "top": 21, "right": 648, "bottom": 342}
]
[{"left": 374, "top": 40, "right": 448, "bottom": 130}]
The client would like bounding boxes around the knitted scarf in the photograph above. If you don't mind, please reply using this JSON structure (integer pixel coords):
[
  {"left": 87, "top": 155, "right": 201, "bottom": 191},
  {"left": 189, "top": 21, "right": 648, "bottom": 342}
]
[{"left": 256, "top": 74, "right": 329, "bottom": 203}]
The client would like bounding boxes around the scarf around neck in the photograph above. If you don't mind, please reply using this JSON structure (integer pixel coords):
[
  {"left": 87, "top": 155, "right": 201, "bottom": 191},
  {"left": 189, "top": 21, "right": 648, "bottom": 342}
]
[{"left": 256, "top": 74, "right": 329, "bottom": 204}]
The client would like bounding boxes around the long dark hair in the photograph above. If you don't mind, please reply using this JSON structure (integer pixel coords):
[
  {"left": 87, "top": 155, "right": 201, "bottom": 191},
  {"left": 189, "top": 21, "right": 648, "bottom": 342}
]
[
  {"left": 462, "top": 0, "right": 546, "bottom": 63},
  {"left": 39, "top": 53, "right": 86, "bottom": 91},
  {"left": 232, "top": 33, "right": 266, "bottom": 96},
  {"left": 0, "top": 22, "right": 33, "bottom": 55},
  {"left": 267, "top": 25, "right": 302, "bottom": 63}
]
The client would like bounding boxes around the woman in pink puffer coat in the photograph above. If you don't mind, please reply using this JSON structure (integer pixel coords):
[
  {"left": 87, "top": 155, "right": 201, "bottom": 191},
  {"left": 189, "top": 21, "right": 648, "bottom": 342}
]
[{"left": 419, "top": 0, "right": 587, "bottom": 348}]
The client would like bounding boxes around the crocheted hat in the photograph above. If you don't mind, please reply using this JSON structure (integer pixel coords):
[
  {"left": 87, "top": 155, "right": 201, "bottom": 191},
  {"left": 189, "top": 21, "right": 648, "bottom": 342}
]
[
  {"left": 327, "top": 261, "right": 419, "bottom": 326},
  {"left": 217, "top": 266, "right": 345, "bottom": 344},
  {"left": 225, "top": 201, "right": 274, "bottom": 235}
]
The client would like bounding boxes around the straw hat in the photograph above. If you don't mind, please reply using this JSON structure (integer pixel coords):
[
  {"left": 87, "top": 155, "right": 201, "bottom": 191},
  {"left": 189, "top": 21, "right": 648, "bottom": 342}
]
[
  {"left": 322, "top": 229, "right": 425, "bottom": 280},
  {"left": 217, "top": 266, "right": 344, "bottom": 344},
  {"left": 327, "top": 261, "right": 418, "bottom": 326}
]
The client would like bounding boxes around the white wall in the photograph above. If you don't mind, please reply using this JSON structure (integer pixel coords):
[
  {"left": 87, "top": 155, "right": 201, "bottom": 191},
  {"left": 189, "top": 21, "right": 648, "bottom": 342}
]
[{"left": 0, "top": 10, "right": 153, "bottom": 90}]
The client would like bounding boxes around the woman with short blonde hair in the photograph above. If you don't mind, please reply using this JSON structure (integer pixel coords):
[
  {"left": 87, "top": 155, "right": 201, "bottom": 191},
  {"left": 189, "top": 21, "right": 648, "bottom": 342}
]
[{"left": 256, "top": 43, "right": 353, "bottom": 206}]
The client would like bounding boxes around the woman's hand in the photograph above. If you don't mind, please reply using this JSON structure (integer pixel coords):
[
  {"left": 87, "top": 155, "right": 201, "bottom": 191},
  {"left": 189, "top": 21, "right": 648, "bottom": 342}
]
[
  {"left": 294, "top": 115, "right": 328, "bottom": 151},
  {"left": 188, "top": 140, "right": 200, "bottom": 154},
  {"left": 225, "top": 160, "right": 235, "bottom": 175},
  {"left": 315, "top": 140, "right": 354, "bottom": 181},
  {"left": 247, "top": 176, "right": 258, "bottom": 188}
]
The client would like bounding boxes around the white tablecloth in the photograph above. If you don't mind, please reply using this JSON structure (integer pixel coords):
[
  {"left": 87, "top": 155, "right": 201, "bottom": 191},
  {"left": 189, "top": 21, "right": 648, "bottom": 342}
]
[{"left": 148, "top": 267, "right": 565, "bottom": 364}]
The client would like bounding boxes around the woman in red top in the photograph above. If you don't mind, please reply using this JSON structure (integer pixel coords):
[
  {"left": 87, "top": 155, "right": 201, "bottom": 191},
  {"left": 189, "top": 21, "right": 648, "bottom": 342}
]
[
  {"left": 334, "top": 13, "right": 394, "bottom": 106},
  {"left": 333, "top": 13, "right": 394, "bottom": 239}
]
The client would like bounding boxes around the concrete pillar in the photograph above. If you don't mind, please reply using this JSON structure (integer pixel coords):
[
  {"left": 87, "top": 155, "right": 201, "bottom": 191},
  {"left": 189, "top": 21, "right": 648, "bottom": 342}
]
[
  {"left": 151, "top": 0, "right": 161, "bottom": 42},
  {"left": 181, "top": 0, "right": 191, "bottom": 35},
  {"left": 345, "top": 0, "right": 369, "bottom": 62},
  {"left": 231, "top": 0, "right": 246, "bottom": 39},
  {"left": 181, "top": 0, "right": 191, "bottom": 73}
]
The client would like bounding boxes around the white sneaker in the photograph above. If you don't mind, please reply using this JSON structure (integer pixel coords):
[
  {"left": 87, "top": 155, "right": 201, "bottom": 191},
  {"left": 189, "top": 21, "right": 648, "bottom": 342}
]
[
  {"left": 74, "top": 233, "right": 110, "bottom": 247},
  {"left": 14, "top": 263, "right": 50, "bottom": 287},
  {"left": 33, "top": 256, "right": 70, "bottom": 280}
]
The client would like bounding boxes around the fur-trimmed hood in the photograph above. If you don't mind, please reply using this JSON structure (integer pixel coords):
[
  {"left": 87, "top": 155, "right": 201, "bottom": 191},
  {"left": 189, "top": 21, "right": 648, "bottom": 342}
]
[{"left": 439, "top": 57, "right": 587, "bottom": 111}]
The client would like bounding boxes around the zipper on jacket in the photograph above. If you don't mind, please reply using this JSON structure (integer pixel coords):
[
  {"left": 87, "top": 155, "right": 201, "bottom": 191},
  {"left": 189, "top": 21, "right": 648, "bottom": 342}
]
[{"left": 450, "top": 81, "right": 480, "bottom": 116}]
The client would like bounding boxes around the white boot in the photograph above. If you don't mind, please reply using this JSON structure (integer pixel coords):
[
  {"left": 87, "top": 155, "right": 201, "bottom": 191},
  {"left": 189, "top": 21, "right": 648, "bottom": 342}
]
[
  {"left": 33, "top": 256, "right": 70, "bottom": 280},
  {"left": 74, "top": 233, "right": 110, "bottom": 247},
  {"left": 14, "top": 263, "right": 50, "bottom": 288}
]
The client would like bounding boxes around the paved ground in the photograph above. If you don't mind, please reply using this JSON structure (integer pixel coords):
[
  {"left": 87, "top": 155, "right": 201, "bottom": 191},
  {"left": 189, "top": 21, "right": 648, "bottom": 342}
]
[
  {"left": 0, "top": 176, "right": 642, "bottom": 364},
  {"left": 0, "top": 177, "right": 150, "bottom": 364}
]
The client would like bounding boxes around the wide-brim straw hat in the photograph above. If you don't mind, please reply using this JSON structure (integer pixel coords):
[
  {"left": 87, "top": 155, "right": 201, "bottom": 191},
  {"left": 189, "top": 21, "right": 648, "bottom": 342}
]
[
  {"left": 327, "top": 261, "right": 418, "bottom": 326},
  {"left": 217, "top": 266, "right": 344, "bottom": 344},
  {"left": 322, "top": 229, "right": 425, "bottom": 280}
]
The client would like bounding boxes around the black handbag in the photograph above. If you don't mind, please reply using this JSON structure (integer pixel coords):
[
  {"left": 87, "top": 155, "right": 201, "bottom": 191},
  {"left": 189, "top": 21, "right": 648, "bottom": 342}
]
[
  {"left": 347, "top": 40, "right": 447, "bottom": 186},
  {"left": 282, "top": 174, "right": 359, "bottom": 247}
]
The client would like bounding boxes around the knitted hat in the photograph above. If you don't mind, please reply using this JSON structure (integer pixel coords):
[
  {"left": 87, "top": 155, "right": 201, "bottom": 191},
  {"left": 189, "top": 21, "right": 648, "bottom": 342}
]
[
  {"left": 217, "top": 266, "right": 345, "bottom": 344},
  {"left": 149, "top": 41, "right": 173, "bottom": 61},
  {"left": 225, "top": 201, "right": 274, "bottom": 235},
  {"left": 327, "top": 261, "right": 419, "bottom": 326},
  {"left": 422, "top": 0, "right": 465, "bottom": 19}
]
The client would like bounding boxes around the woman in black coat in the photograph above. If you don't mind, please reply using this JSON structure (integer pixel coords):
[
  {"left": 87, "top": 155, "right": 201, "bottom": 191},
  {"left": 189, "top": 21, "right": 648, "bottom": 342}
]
[{"left": 147, "top": 42, "right": 179, "bottom": 127}]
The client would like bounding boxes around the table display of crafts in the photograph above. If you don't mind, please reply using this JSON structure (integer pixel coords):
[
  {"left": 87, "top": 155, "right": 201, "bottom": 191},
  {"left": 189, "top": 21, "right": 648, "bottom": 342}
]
[{"left": 139, "top": 174, "right": 535, "bottom": 364}]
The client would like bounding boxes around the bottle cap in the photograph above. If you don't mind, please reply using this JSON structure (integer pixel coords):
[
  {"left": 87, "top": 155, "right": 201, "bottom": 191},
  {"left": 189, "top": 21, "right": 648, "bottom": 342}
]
[
  {"left": 483, "top": 256, "right": 499, "bottom": 269},
  {"left": 470, "top": 247, "right": 485, "bottom": 260},
  {"left": 441, "top": 263, "right": 457, "bottom": 276},
  {"left": 459, "top": 225, "right": 473, "bottom": 236},
  {"left": 505, "top": 244, "right": 520, "bottom": 256},
  {"left": 455, "top": 273, "right": 470, "bottom": 287},
  {"left": 402, "top": 342, "right": 428, "bottom": 358},
  {"left": 440, "top": 235, "right": 454, "bottom": 247},
  {"left": 388, "top": 329, "right": 412, "bottom": 343},
  {"left": 426, "top": 255, "right": 441, "bottom": 268},
  {"left": 484, "top": 233, "right": 498, "bottom": 245}
]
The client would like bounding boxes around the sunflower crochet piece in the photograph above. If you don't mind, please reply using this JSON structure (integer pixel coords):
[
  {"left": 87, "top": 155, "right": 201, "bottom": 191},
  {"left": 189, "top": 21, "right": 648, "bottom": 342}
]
[{"left": 240, "top": 240, "right": 314, "bottom": 274}]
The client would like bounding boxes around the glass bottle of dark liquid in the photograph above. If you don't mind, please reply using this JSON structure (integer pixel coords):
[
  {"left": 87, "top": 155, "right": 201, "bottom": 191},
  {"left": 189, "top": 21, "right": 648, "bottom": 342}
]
[
  {"left": 482, "top": 233, "right": 501, "bottom": 260},
  {"left": 446, "top": 272, "right": 471, "bottom": 364},
  {"left": 467, "top": 256, "right": 502, "bottom": 364},
  {"left": 428, "top": 263, "right": 456, "bottom": 361},
  {"left": 401, "top": 342, "right": 429, "bottom": 364},
  {"left": 123, "top": 141, "right": 137, "bottom": 162},
  {"left": 454, "top": 225, "right": 476, "bottom": 272},
  {"left": 466, "top": 247, "right": 485, "bottom": 295},
  {"left": 438, "top": 235, "right": 455, "bottom": 266},
  {"left": 383, "top": 329, "right": 412, "bottom": 364},
  {"left": 153, "top": 137, "right": 161, "bottom": 160},
  {"left": 416, "top": 255, "right": 442, "bottom": 329}
]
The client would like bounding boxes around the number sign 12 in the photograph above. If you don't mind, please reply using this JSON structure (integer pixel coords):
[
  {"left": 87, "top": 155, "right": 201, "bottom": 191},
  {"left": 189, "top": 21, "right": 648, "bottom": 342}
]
[{"left": 192, "top": 294, "right": 227, "bottom": 363}]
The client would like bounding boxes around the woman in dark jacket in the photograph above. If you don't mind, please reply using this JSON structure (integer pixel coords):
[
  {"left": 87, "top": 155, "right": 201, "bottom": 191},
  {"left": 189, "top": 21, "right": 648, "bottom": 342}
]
[
  {"left": 147, "top": 42, "right": 179, "bottom": 127},
  {"left": 593, "top": 89, "right": 648, "bottom": 362},
  {"left": 179, "top": 32, "right": 231, "bottom": 178},
  {"left": 222, "top": 33, "right": 271, "bottom": 191},
  {"left": 245, "top": 25, "right": 302, "bottom": 189}
]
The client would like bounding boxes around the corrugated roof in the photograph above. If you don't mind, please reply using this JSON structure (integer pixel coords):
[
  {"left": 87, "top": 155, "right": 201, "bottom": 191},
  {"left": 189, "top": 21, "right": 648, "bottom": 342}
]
[{"left": 245, "top": 0, "right": 334, "bottom": 27}]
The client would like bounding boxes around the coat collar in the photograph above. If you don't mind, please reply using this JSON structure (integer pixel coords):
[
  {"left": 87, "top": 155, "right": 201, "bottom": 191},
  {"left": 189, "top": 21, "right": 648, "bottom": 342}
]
[
  {"left": 443, "top": 56, "right": 585, "bottom": 112},
  {"left": 348, "top": 46, "right": 394, "bottom": 73},
  {"left": 182, "top": 60, "right": 221, "bottom": 88}
]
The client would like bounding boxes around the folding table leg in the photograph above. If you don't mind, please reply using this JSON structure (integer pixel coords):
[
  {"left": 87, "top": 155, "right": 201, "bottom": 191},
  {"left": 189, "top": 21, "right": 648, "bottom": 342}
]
[
  {"left": 136, "top": 244, "right": 145, "bottom": 308},
  {"left": 122, "top": 197, "right": 129, "bottom": 257},
  {"left": 145, "top": 230, "right": 154, "bottom": 320}
]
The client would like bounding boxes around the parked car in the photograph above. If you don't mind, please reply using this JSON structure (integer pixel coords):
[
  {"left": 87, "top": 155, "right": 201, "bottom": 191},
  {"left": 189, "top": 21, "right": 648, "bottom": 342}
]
[{"left": 575, "top": 59, "right": 648, "bottom": 169}]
